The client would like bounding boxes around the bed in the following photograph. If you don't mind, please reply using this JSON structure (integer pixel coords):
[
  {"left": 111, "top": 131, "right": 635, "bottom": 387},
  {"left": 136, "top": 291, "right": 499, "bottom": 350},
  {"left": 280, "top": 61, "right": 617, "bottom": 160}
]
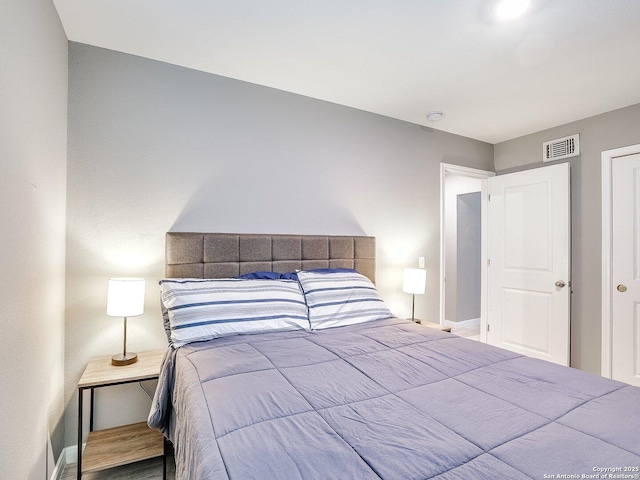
[{"left": 149, "top": 233, "right": 640, "bottom": 479}]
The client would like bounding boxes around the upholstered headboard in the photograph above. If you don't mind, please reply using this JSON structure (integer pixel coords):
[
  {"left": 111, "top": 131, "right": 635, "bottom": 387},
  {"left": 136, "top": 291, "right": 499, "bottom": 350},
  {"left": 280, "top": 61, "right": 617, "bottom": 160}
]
[{"left": 165, "top": 233, "right": 376, "bottom": 283}]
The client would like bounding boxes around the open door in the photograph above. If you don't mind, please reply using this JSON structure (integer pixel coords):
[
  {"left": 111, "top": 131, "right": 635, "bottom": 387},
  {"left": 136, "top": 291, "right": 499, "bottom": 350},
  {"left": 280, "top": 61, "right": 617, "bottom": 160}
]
[{"left": 484, "top": 163, "right": 570, "bottom": 366}]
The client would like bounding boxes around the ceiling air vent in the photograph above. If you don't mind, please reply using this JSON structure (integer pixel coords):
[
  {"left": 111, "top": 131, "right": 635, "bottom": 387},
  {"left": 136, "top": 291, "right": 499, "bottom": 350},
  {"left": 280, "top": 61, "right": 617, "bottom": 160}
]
[{"left": 543, "top": 134, "right": 580, "bottom": 162}]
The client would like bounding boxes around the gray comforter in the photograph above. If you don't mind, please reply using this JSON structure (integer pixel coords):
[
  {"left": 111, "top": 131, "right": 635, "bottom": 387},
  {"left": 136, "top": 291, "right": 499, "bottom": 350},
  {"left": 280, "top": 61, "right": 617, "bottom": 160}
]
[{"left": 149, "top": 317, "right": 640, "bottom": 479}]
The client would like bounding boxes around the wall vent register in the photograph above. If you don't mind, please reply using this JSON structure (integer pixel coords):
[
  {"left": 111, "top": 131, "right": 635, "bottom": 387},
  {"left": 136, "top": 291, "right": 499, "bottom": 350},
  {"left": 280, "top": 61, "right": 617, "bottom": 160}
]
[{"left": 543, "top": 134, "right": 580, "bottom": 162}]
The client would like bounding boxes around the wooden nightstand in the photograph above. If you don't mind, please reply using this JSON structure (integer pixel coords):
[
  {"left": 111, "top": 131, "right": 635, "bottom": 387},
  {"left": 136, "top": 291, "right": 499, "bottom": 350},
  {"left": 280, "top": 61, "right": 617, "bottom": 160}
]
[
  {"left": 414, "top": 319, "right": 452, "bottom": 332},
  {"left": 77, "top": 349, "right": 166, "bottom": 479}
]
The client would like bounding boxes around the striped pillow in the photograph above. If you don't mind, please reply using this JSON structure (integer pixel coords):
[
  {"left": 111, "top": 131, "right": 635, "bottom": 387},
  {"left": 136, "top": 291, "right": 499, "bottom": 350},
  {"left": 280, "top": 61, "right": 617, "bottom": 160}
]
[
  {"left": 297, "top": 271, "right": 393, "bottom": 330},
  {"left": 160, "top": 278, "right": 310, "bottom": 347}
]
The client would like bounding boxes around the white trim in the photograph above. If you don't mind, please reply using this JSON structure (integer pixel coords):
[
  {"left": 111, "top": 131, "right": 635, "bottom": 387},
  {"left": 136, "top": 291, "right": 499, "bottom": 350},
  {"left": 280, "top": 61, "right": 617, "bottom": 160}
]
[
  {"left": 480, "top": 178, "right": 489, "bottom": 343},
  {"left": 64, "top": 443, "right": 83, "bottom": 465},
  {"left": 601, "top": 143, "right": 640, "bottom": 378},
  {"left": 49, "top": 448, "right": 67, "bottom": 480},
  {"left": 440, "top": 163, "right": 496, "bottom": 179},
  {"left": 444, "top": 317, "right": 480, "bottom": 328},
  {"left": 439, "top": 163, "right": 495, "bottom": 330}
]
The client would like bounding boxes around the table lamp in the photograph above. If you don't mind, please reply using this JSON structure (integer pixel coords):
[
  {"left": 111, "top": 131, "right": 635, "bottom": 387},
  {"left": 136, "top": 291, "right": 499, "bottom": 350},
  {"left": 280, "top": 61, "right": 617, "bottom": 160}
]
[
  {"left": 107, "top": 278, "right": 145, "bottom": 366},
  {"left": 403, "top": 268, "right": 426, "bottom": 322}
]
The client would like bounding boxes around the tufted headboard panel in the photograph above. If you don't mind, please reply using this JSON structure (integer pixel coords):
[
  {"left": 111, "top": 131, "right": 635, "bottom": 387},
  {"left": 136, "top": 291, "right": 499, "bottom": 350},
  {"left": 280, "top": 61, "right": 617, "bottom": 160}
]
[{"left": 165, "top": 233, "right": 376, "bottom": 283}]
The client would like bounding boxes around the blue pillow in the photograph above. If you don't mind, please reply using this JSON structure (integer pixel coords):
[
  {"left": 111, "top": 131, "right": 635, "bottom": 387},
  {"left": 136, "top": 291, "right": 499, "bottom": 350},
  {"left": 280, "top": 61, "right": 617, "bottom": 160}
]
[
  {"left": 238, "top": 271, "right": 282, "bottom": 280},
  {"left": 239, "top": 268, "right": 358, "bottom": 281},
  {"left": 280, "top": 271, "right": 300, "bottom": 281}
]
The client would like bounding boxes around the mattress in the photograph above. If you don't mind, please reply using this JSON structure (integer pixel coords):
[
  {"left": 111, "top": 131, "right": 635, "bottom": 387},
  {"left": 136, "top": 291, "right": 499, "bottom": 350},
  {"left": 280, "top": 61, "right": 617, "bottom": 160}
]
[{"left": 149, "top": 317, "right": 640, "bottom": 479}]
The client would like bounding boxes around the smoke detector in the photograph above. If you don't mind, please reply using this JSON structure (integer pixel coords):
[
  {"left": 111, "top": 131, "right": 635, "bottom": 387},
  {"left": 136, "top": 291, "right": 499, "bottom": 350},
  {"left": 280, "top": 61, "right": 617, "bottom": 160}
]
[
  {"left": 543, "top": 134, "right": 580, "bottom": 162},
  {"left": 426, "top": 111, "right": 444, "bottom": 122}
]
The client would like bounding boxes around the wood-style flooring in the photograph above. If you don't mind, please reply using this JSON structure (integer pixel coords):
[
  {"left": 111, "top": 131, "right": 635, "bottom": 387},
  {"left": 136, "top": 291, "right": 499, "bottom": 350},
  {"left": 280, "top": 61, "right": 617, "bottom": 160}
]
[{"left": 61, "top": 454, "right": 175, "bottom": 480}]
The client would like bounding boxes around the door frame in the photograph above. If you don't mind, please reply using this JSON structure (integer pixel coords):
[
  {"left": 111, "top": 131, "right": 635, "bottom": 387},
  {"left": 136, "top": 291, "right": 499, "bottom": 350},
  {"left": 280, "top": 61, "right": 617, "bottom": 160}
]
[
  {"left": 601, "top": 143, "right": 640, "bottom": 378},
  {"left": 439, "top": 163, "right": 495, "bottom": 328}
]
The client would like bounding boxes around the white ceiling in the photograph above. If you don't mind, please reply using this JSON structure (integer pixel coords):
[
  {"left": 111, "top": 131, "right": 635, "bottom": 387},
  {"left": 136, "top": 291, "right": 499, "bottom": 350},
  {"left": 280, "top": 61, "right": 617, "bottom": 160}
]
[{"left": 52, "top": 0, "right": 640, "bottom": 144}]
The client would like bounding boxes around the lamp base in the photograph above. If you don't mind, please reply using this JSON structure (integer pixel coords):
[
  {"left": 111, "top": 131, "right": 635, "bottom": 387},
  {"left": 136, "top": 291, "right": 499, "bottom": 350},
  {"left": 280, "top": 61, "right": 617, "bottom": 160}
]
[{"left": 111, "top": 352, "right": 138, "bottom": 366}]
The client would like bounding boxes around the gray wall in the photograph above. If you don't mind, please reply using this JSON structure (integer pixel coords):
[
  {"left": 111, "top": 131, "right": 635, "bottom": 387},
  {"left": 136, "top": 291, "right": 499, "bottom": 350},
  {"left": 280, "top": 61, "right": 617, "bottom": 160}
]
[
  {"left": 456, "top": 192, "right": 481, "bottom": 321},
  {"left": 0, "top": 0, "right": 68, "bottom": 478},
  {"left": 495, "top": 103, "right": 640, "bottom": 374},
  {"left": 64, "top": 42, "right": 494, "bottom": 447}
]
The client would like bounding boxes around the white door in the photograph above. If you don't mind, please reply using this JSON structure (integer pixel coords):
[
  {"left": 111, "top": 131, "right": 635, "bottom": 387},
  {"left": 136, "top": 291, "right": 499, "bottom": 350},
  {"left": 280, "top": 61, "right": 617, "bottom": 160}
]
[
  {"left": 485, "top": 163, "right": 571, "bottom": 366},
  {"left": 611, "top": 153, "right": 640, "bottom": 386}
]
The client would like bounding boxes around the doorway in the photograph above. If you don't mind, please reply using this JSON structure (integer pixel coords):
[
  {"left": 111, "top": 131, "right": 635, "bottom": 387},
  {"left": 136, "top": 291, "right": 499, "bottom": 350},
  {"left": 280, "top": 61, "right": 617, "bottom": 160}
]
[
  {"left": 439, "top": 163, "right": 495, "bottom": 339},
  {"left": 602, "top": 144, "right": 640, "bottom": 386}
]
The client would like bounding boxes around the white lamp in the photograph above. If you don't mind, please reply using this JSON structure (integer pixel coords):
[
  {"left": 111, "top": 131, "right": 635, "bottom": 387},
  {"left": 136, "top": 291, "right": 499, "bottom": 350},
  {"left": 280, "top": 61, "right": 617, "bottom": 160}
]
[
  {"left": 107, "top": 278, "right": 145, "bottom": 366},
  {"left": 403, "top": 268, "right": 426, "bottom": 322}
]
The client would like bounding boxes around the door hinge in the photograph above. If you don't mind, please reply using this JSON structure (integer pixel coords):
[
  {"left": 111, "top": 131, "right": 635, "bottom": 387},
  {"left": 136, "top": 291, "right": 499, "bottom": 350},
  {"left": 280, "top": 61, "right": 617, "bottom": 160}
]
[
  {"left": 487, "top": 259, "right": 491, "bottom": 267},
  {"left": 488, "top": 194, "right": 491, "bottom": 202},
  {"left": 487, "top": 324, "right": 490, "bottom": 332}
]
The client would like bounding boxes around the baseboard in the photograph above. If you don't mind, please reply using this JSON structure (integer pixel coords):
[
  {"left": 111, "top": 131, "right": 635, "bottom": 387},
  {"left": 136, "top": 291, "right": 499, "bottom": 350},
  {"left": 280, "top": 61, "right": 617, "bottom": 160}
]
[
  {"left": 444, "top": 317, "right": 480, "bottom": 327},
  {"left": 49, "top": 448, "right": 67, "bottom": 480},
  {"left": 64, "top": 443, "right": 84, "bottom": 465}
]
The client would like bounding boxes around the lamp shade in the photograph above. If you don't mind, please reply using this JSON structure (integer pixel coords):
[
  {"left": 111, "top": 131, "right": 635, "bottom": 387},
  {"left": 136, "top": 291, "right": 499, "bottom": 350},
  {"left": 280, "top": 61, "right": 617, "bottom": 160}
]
[
  {"left": 107, "top": 278, "right": 145, "bottom": 317},
  {"left": 403, "top": 268, "right": 426, "bottom": 295}
]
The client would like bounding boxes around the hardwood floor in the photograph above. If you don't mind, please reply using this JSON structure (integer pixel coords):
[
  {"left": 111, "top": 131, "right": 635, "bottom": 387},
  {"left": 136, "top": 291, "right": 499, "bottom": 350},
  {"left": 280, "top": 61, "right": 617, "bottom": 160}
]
[{"left": 61, "top": 454, "right": 175, "bottom": 480}]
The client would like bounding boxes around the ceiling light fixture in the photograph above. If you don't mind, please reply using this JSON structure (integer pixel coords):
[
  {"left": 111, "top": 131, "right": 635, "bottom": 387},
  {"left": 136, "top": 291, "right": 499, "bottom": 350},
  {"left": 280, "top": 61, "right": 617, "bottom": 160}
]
[
  {"left": 426, "top": 111, "right": 444, "bottom": 122},
  {"left": 495, "top": 0, "right": 531, "bottom": 20}
]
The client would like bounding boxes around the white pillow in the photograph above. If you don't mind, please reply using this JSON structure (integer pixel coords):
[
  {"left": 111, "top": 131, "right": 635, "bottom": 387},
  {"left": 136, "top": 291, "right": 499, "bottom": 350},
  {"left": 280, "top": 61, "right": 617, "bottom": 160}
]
[
  {"left": 296, "top": 271, "right": 393, "bottom": 330},
  {"left": 160, "top": 278, "right": 310, "bottom": 347}
]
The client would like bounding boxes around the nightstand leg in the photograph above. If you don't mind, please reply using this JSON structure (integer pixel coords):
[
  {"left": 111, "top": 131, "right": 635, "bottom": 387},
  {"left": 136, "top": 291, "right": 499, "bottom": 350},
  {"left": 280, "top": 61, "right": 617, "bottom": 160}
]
[
  {"left": 77, "top": 388, "right": 83, "bottom": 480},
  {"left": 163, "top": 438, "right": 167, "bottom": 480},
  {"left": 89, "top": 388, "right": 94, "bottom": 432}
]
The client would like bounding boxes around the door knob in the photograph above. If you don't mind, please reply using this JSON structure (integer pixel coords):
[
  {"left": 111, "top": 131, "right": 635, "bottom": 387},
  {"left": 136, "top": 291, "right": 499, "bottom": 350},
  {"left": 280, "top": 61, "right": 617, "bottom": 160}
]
[
  {"left": 617, "top": 284, "right": 628, "bottom": 293},
  {"left": 555, "top": 280, "right": 566, "bottom": 288}
]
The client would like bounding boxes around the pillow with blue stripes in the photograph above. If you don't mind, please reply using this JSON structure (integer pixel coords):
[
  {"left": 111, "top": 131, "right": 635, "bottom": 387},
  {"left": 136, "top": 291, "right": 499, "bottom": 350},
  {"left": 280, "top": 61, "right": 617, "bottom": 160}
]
[
  {"left": 296, "top": 270, "right": 393, "bottom": 330},
  {"left": 159, "top": 278, "right": 310, "bottom": 347}
]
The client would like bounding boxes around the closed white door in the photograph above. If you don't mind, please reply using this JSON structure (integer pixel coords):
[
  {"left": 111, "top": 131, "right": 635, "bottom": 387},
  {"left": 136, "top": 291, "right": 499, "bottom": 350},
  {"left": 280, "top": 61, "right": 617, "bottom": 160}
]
[
  {"left": 486, "top": 163, "right": 571, "bottom": 366},
  {"left": 611, "top": 153, "right": 640, "bottom": 386}
]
